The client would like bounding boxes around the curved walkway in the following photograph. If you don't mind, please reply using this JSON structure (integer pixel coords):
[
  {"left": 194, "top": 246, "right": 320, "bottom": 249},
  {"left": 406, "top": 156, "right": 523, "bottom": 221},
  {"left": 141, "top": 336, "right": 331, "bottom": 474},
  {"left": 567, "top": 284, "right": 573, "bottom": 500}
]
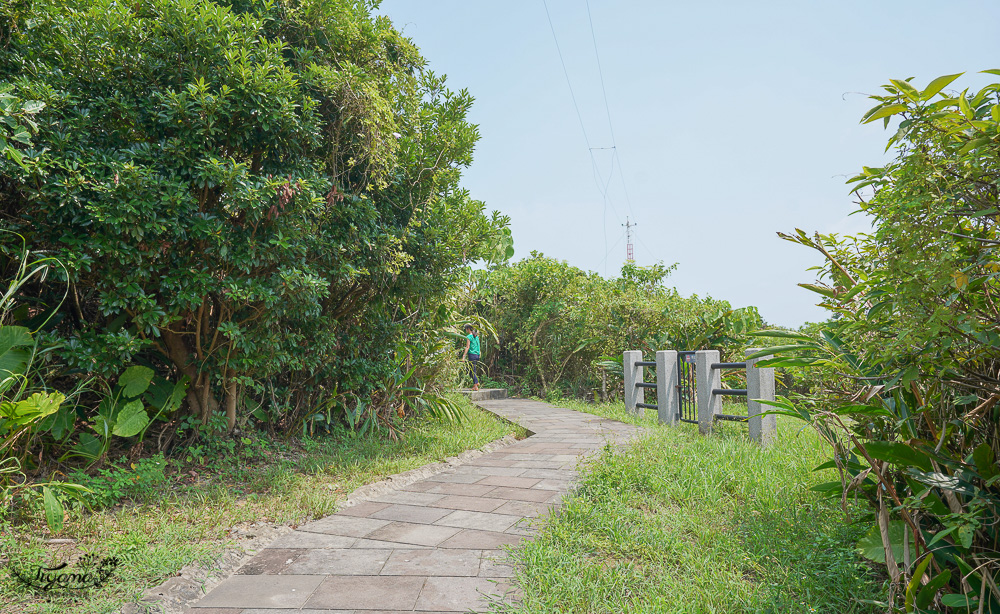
[{"left": 185, "top": 398, "right": 641, "bottom": 613}]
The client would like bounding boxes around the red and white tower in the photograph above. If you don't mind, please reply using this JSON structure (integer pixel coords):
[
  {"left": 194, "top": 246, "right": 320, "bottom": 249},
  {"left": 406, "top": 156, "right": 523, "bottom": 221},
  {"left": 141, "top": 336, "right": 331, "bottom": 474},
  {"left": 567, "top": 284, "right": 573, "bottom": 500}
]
[{"left": 624, "top": 217, "right": 636, "bottom": 263}]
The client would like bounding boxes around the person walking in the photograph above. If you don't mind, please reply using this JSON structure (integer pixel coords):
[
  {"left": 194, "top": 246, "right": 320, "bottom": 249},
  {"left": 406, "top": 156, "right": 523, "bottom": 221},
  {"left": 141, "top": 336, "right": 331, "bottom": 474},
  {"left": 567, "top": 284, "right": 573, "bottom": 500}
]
[{"left": 463, "top": 323, "right": 481, "bottom": 391}]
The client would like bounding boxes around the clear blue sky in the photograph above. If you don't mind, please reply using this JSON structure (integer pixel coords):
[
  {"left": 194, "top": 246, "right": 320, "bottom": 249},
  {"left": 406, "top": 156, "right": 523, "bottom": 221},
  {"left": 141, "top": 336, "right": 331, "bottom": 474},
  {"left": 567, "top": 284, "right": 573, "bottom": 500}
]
[{"left": 376, "top": 0, "right": 1000, "bottom": 328}]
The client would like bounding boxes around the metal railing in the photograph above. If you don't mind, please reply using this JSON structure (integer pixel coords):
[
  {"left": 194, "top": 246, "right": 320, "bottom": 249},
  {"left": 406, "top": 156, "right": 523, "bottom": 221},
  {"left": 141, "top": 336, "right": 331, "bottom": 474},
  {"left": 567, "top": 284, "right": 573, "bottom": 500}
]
[
  {"left": 677, "top": 351, "right": 697, "bottom": 424},
  {"left": 710, "top": 361, "right": 749, "bottom": 423}
]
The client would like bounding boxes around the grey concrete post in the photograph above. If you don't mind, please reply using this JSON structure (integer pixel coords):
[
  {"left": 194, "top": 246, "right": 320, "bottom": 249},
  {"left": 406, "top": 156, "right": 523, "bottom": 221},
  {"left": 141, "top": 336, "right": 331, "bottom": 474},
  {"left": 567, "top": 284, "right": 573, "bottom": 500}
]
[
  {"left": 695, "top": 350, "right": 721, "bottom": 435},
  {"left": 623, "top": 350, "right": 643, "bottom": 415},
  {"left": 746, "top": 348, "right": 777, "bottom": 446},
  {"left": 655, "top": 350, "right": 678, "bottom": 425}
]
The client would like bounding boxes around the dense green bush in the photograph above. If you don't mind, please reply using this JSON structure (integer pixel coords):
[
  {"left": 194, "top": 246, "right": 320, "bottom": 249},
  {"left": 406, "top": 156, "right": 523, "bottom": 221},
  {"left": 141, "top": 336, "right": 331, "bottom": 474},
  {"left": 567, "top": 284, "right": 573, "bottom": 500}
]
[
  {"left": 0, "top": 0, "right": 505, "bottom": 454},
  {"left": 469, "top": 253, "right": 759, "bottom": 399},
  {"left": 761, "top": 73, "right": 1000, "bottom": 612}
]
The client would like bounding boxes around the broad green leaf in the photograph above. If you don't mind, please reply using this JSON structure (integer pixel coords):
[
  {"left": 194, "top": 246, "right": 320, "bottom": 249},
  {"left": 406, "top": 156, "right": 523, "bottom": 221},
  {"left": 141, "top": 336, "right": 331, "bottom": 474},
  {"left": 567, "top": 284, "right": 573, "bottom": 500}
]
[
  {"left": 958, "top": 136, "right": 991, "bottom": 156},
  {"left": 906, "top": 469, "right": 977, "bottom": 496},
  {"left": 867, "top": 301, "right": 891, "bottom": 320},
  {"left": 889, "top": 78, "right": 919, "bottom": 101},
  {"left": 957, "top": 523, "right": 975, "bottom": 549},
  {"left": 49, "top": 405, "right": 76, "bottom": 441},
  {"left": 749, "top": 329, "right": 815, "bottom": 342},
  {"left": 972, "top": 443, "right": 997, "bottom": 479},
  {"left": 905, "top": 555, "right": 933, "bottom": 611},
  {"left": 861, "top": 441, "right": 933, "bottom": 472},
  {"left": 940, "top": 593, "right": 979, "bottom": 610},
  {"left": 921, "top": 73, "right": 963, "bottom": 100},
  {"left": 0, "top": 392, "right": 64, "bottom": 425},
  {"left": 856, "top": 520, "right": 913, "bottom": 564},
  {"left": 927, "top": 525, "right": 959, "bottom": 547},
  {"left": 808, "top": 480, "right": 845, "bottom": 496},
  {"left": 74, "top": 432, "right": 102, "bottom": 459},
  {"left": 11, "top": 128, "right": 31, "bottom": 144},
  {"left": 112, "top": 400, "right": 149, "bottom": 437},
  {"left": 21, "top": 100, "right": 44, "bottom": 114},
  {"left": 93, "top": 411, "right": 112, "bottom": 439},
  {"left": 0, "top": 325, "right": 32, "bottom": 377},
  {"left": 164, "top": 376, "right": 189, "bottom": 414},
  {"left": 246, "top": 396, "right": 267, "bottom": 421},
  {"left": 118, "top": 365, "right": 154, "bottom": 398},
  {"left": 862, "top": 104, "right": 907, "bottom": 124},
  {"left": 958, "top": 90, "right": 973, "bottom": 119},
  {"left": 43, "top": 486, "right": 64, "bottom": 534}
]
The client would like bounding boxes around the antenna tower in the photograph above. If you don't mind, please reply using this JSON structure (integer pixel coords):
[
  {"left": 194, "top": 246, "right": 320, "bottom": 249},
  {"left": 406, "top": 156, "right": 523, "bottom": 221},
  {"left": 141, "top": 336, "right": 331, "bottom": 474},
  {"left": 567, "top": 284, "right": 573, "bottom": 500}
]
[{"left": 623, "top": 217, "right": 636, "bottom": 263}]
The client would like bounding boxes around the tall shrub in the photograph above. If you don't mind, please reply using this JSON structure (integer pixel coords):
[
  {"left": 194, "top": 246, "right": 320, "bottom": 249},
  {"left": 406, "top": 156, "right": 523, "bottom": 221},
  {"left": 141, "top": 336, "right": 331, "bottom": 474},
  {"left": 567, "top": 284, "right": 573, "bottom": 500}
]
[
  {"left": 0, "top": 0, "right": 505, "bottom": 435},
  {"left": 761, "top": 73, "right": 1000, "bottom": 612},
  {"left": 472, "top": 253, "right": 746, "bottom": 398}
]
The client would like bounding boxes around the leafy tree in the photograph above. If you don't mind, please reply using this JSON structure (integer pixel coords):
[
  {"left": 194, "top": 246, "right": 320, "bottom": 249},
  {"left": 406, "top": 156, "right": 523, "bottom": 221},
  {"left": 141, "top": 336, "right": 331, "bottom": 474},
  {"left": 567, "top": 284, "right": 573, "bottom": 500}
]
[
  {"left": 473, "top": 253, "right": 741, "bottom": 398},
  {"left": 761, "top": 72, "right": 1000, "bottom": 611},
  {"left": 0, "top": 83, "right": 42, "bottom": 169},
  {"left": 0, "top": 0, "right": 506, "bottom": 439}
]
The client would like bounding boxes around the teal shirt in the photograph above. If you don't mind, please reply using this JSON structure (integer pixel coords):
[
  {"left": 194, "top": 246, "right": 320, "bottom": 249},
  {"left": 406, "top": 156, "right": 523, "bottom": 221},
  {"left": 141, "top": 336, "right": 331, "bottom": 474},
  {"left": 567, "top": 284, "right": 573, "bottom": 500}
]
[{"left": 466, "top": 333, "right": 481, "bottom": 356}]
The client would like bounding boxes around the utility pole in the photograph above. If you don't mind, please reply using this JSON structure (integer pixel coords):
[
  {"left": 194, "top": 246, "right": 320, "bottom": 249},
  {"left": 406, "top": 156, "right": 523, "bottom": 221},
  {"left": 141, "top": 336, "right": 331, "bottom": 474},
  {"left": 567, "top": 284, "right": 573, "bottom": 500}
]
[{"left": 623, "top": 217, "right": 636, "bottom": 263}]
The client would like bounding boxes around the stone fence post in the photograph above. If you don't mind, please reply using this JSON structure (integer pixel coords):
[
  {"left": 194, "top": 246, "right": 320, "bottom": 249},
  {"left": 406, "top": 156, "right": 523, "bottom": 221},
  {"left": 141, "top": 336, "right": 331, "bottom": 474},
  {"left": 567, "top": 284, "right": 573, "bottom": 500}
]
[
  {"left": 623, "top": 350, "right": 643, "bottom": 415},
  {"left": 655, "top": 350, "right": 678, "bottom": 425},
  {"left": 746, "top": 348, "right": 777, "bottom": 446},
  {"left": 695, "top": 349, "right": 720, "bottom": 435}
]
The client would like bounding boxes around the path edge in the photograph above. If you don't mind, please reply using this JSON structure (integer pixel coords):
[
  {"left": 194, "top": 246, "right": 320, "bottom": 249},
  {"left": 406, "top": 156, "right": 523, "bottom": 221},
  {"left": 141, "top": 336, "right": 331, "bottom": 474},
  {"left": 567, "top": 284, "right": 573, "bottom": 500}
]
[{"left": 123, "top": 423, "right": 524, "bottom": 614}]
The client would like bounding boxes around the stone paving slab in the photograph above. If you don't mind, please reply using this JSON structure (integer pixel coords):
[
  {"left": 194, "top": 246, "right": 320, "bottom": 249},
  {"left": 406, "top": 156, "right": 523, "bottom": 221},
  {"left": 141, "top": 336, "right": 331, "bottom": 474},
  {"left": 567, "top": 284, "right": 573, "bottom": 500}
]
[{"left": 186, "top": 398, "right": 641, "bottom": 613}]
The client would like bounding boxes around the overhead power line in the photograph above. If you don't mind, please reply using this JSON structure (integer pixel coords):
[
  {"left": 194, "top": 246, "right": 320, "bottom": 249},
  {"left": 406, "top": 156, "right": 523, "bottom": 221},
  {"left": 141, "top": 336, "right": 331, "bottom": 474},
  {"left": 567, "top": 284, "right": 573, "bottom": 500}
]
[
  {"left": 586, "top": 0, "right": 616, "bottom": 147},
  {"left": 543, "top": 0, "right": 643, "bottom": 271},
  {"left": 542, "top": 0, "right": 592, "bottom": 150},
  {"left": 586, "top": 0, "right": 637, "bottom": 225}
]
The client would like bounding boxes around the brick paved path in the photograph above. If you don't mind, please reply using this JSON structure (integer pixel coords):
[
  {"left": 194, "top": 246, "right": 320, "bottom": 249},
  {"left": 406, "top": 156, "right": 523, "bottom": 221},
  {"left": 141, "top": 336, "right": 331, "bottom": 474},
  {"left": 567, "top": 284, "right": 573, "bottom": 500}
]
[{"left": 186, "top": 398, "right": 640, "bottom": 613}]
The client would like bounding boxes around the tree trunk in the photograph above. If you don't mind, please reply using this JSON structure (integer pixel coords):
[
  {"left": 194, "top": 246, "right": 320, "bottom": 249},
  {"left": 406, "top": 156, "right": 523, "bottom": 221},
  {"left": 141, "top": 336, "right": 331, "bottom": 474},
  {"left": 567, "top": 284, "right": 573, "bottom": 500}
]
[
  {"left": 224, "top": 379, "right": 238, "bottom": 432},
  {"left": 162, "top": 328, "right": 219, "bottom": 422}
]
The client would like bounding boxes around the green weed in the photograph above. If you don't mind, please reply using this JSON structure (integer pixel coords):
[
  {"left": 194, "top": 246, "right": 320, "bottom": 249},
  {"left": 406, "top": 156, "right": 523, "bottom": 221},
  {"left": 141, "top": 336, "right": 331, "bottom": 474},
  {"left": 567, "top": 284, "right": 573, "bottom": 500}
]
[{"left": 497, "top": 401, "right": 885, "bottom": 614}]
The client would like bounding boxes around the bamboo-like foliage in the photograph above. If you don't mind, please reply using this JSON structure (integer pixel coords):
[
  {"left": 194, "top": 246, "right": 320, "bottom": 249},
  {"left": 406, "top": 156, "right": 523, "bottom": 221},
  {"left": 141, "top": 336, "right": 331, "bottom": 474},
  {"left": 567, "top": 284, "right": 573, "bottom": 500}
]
[{"left": 756, "top": 73, "right": 1000, "bottom": 613}]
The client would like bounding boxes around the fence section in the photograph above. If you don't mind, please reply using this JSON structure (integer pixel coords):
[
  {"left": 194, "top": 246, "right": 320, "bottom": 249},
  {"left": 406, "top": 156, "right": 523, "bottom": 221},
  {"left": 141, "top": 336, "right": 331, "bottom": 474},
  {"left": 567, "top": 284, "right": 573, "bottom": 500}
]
[
  {"left": 624, "top": 348, "right": 776, "bottom": 445},
  {"left": 677, "top": 351, "right": 697, "bottom": 424}
]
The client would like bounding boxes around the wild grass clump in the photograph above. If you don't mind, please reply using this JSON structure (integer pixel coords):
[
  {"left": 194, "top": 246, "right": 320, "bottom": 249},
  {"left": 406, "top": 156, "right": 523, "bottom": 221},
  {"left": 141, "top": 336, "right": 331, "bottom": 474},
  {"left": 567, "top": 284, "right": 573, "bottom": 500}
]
[{"left": 500, "top": 403, "right": 884, "bottom": 614}]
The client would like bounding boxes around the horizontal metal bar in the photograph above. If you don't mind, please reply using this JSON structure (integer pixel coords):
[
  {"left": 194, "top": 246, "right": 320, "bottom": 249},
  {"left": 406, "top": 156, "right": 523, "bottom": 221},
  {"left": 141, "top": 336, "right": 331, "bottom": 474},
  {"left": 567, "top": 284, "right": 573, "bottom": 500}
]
[
  {"left": 679, "top": 418, "right": 699, "bottom": 424},
  {"left": 634, "top": 361, "right": 656, "bottom": 367},
  {"left": 636, "top": 403, "right": 658, "bottom": 410},
  {"left": 711, "top": 362, "right": 747, "bottom": 370},
  {"left": 635, "top": 382, "right": 658, "bottom": 389},
  {"left": 678, "top": 350, "right": 695, "bottom": 356},
  {"left": 714, "top": 413, "right": 748, "bottom": 422},
  {"left": 712, "top": 388, "right": 748, "bottom": 396}
]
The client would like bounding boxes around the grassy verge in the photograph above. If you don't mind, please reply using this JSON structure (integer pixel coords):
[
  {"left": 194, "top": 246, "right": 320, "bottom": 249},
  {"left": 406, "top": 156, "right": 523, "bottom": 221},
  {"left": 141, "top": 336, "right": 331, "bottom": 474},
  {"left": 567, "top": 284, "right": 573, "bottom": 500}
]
[
  {"left": 498, "top": 400, "right": 885, "bottom": 614},
  {"left": 0, "top": 394, "right": 515, "bottom": 614}
]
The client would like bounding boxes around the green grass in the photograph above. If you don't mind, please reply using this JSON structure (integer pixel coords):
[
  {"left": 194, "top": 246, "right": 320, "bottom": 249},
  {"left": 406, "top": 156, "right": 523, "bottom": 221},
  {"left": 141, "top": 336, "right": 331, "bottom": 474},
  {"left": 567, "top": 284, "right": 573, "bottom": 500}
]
[
  {"left": 496, "top": 400, "right": 886, "bottom": 614},
  {"left": 0, "top": 394, "right": 515, "bottom": 614}
]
